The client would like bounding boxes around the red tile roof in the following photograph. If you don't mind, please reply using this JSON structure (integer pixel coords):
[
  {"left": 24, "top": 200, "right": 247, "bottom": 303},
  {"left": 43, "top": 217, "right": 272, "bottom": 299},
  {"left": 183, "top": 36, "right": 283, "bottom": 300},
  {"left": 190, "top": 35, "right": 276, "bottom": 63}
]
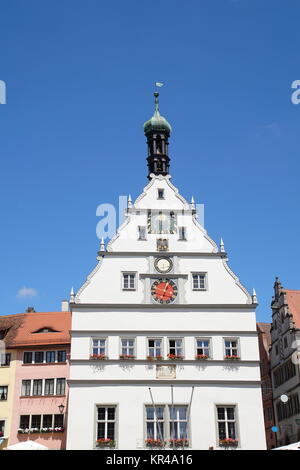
[
  {"left": 1, "top": 311, "right": 71, "bottom": 348},
  {"left": 284, "top": 289, "right": 300, "bottom": 329}
]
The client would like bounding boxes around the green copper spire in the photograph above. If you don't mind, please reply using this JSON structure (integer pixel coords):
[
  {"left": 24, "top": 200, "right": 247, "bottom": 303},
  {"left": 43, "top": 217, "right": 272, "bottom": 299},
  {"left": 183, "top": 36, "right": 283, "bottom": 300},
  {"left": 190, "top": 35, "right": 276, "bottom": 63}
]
[{"left": 143, "top": 92, "right": 172, "bottom": 135}]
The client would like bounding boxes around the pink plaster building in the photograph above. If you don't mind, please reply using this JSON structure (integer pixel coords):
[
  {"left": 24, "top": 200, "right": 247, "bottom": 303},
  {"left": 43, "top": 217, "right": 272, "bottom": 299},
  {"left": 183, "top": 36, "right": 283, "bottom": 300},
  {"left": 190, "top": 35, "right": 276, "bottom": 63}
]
[{"left": 8, "top": 309, "right": 70, "bottom": 450}]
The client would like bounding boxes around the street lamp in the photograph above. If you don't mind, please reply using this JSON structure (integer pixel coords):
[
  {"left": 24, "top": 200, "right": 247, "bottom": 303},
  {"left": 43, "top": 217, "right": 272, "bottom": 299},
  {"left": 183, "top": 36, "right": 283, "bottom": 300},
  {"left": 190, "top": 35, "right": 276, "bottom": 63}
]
[{"left": 58, "top": 404, "right": 65, "bottom": 414}]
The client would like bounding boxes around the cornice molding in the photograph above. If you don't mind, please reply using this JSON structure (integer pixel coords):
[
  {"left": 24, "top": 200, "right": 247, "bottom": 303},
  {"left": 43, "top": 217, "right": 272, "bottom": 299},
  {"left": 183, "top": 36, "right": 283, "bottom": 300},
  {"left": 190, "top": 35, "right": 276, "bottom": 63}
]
[
  {"left": 68, "top": 378, "right": 262, "bottom": 385},
  {"left": 70, "top": 303, "right": 255, "bottom": 310},
  {"left": 70, "top": 330, "right": 258, "bottom": 336}
]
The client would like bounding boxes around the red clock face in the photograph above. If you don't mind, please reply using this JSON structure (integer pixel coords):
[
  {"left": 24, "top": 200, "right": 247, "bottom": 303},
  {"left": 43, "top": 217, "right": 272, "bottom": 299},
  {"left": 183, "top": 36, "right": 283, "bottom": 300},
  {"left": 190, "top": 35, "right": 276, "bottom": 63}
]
[{"left": 151, "top": 279, "right": 178, "bottom": 304}]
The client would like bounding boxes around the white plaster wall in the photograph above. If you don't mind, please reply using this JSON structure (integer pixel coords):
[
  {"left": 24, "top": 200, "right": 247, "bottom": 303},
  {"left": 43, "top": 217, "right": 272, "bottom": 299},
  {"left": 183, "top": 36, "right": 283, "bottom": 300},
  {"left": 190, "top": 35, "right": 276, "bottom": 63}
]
[
  {"left": 66, "top": 384, "right": 266, "bottom": 450},
  {"left": 71, "top": 309, "right": 257, "bottom": 333}
]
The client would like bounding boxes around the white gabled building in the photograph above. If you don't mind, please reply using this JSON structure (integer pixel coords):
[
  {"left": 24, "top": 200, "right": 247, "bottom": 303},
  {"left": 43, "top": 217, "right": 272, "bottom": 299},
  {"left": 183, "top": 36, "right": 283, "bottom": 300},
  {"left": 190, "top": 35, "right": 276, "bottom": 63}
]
[{"left": 66, "top": 93, "right": 266, "bottom": 450}]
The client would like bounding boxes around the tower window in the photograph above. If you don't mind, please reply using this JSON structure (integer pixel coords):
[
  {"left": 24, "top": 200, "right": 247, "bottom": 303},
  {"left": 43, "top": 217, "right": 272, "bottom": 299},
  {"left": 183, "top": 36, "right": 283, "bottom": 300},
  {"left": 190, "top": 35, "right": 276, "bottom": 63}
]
[
  {"left": 178, "top": 227, "right": 187, "bottom": 240},
  {"left": 122, "top": 273, "right": 136, "bottom": 290},
  {"left": 192, "top": 273, "right": 207, "bottom": 290},
  {"left": 158, "top": 189, "right": 165, "bottom": 199},
  {"left": 138, "top": 226, "right": 146, "bottom": 240}
]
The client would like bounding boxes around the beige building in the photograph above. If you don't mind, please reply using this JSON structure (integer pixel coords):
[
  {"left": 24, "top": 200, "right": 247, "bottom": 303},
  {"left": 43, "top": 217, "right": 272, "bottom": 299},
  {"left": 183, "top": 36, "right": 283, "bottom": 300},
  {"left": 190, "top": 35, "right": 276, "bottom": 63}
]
[{"left": 0, "top": 314, "right": 24, "bottom": 449}]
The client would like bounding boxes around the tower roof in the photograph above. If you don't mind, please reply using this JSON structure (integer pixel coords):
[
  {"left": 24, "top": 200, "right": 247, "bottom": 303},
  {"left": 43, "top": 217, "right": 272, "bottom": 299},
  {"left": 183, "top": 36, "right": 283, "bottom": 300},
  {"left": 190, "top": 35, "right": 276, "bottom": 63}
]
[{"left": 143, "top": 92, "right": 172, "bottom": 135}]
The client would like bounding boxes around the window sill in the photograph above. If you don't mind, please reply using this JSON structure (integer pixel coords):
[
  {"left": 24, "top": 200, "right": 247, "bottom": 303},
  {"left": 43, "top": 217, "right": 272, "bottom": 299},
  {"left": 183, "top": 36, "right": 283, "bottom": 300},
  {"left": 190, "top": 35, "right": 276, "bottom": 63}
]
[
  {"left": 22, "top": 362, "right": 67, "bottom": 366},
  {"left": 20, "top": 395, "right": 66, "bottom": 399}
]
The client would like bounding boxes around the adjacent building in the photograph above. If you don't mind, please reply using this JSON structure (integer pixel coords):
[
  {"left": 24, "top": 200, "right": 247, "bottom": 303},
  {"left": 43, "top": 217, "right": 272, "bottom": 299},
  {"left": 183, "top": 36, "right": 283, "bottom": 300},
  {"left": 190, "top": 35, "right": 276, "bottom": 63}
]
[
  {"left": 257, "top": 322, "right": 277, "bottom": 449},
  {"left": 7, "top": 308, "right": 71, "bottom": 450},
  {"left": 270, "top": 278, "right": 300, "bottom": 446},
  {"left": 0, "top": 314, "right": 24, "bottom": 449},
  {"left": 66, "top": 93, "right": 266, "bottom": 450}
]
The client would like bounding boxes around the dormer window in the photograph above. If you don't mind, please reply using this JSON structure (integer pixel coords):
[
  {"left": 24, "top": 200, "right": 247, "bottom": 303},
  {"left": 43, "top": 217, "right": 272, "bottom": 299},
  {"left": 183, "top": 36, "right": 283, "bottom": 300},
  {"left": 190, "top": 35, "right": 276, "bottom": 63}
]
[
  {"left": 158, "top": 189, "right": 165, "bottom": 199},
  {"left": 33, "top": 327, "right": 60, "bottom": 333}
]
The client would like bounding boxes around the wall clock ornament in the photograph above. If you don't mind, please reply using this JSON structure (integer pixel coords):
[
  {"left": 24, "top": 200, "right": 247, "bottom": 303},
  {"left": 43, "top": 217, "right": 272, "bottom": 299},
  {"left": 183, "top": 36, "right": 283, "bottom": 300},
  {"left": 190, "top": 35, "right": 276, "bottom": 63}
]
[{"left": 151, "top": 279, "right": 178, "bottom": 304}]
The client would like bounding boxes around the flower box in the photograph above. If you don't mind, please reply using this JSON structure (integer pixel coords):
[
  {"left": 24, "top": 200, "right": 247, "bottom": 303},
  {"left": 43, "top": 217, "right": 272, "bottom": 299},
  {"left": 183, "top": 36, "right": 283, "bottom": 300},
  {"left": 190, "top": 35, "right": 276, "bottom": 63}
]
[
  {"left": 0, "top": 431, "right": 3, "bottom": 437},
  {"left": 54, "top": 427, "right": 64, "bottom": 433},
  {"left": 169, "top": 438, "right": 189, "bottom": 448},
  {"left": 18, "top": 428, "right": 29, "bottom": 434},
  {"left": 96, "top": 438, "right": 116, "bottom": 448},
  {"left": 30, "top": 428, "right": 40, "bottom": 433},
  {"left": 147, "top": 356, "right": 163, "bottom": 361},
  {"left": 40, "top": 427, "right": 53, "bottom": 433},
  {"left": 145, "top": 438, "right": 165, "bottom": 448},
  {"left": 119, "top": 355, "right": 135, "bottom": 360},
  {"left": 196, "top": 354, "right": 209, "bottom": 360},
  {"left": 167, "top": 354, "right": 184, "bottom": 360},
  {"left": 90, "top": 354, "right": 107, "bottom": 360},
  {"left": 219, "top": 438, "right": 238, "bottom": 447},
  {"left": 224, "top": 355, "right": 240, "bottom": 361}
]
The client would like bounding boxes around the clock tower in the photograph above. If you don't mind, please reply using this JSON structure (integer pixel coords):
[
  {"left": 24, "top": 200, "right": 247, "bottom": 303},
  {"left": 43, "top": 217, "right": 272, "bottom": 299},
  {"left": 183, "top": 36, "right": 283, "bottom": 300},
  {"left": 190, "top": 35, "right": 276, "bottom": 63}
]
[{"left": 66, "top": 93, "right": 266, "bottom": 450}]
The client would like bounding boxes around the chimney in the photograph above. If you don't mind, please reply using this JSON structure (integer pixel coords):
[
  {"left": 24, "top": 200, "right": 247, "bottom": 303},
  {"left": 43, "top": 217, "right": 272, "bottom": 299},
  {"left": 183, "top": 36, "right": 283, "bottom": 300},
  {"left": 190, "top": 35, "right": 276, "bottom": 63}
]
[
  {"left": 26, "top": 307, "right": 36, "bottom": 313},
  {"left": 61, "top": 300, "right": 69, "bottom": 312}
]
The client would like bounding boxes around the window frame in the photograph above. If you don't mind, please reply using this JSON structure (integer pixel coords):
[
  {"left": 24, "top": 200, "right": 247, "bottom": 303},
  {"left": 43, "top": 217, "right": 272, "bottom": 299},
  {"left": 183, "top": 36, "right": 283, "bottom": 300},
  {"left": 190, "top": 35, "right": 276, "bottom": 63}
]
[
  {"left": 223, "top": 337, "right": 240, "bottom": 359},
  {"left": 147, "top": 337, "right": 163, "bottom": 359},
  {"left": 191, "top": 272, "right": 207, "bottom": 291},
  {"left": 144, "top": 404, "right": 190, "bottom": 447},
  {"left": 215, "top": 405, "right": 239, "bottom": 447},
  {"left": 195, "top": 337, "right": 211, "bottom": 358},
  {"left": 95, "top": 405, "right": 118, "bottom": 447},
  {"left": 91, "top": 337, "right": 107, "bottom": 357},
  {"left": 0, "top": 385, "right": 8, "bottom": 401},
  {"left": 0, "top": 353, "right": 11, "bottom": 366},
  {"left": 157, "top": 189, "right": 165, "bottom": 200},
  {"left": 120, "top": 337, "right": 136, "bottom": 358},
  {"left": 138, "top": 226, "right": 147, "bottom": 241},
  {"left": 178, "top": 226, "right": 187, "bottom": 241},
  {"left": 122, "top": 272, "right": 137, "bottom": 291},
  {"left": 168, "top": 338, "right": 184, "bottom": 358}
]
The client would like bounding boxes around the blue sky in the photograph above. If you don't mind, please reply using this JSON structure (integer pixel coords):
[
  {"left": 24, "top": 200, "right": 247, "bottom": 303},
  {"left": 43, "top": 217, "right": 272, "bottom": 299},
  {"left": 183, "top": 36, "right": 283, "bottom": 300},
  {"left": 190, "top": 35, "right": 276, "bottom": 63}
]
[{"left": 0, "top": 0, "right": 299, "bottom": 322}]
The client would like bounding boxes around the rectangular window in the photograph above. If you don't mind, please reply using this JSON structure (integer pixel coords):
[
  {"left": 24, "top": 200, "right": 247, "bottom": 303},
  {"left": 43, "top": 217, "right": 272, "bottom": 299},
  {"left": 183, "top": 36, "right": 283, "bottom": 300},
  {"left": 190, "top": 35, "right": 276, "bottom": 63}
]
[
  {"left": 273, "top": 359, "right": 296, "bottom": 387},
  {"left": 96, "top": 406, "right": 116, "bottom": 442},
  {"left": 138, "top": 226, "right": 146, "bottom": 240},
  {"left": 46, "top": 351, "right": 56, "bottom": 363},
  {"left": 42, "top": 415, "right": 53, "bottom": 428},
  {"left": 178, "top": 227, "right": 187, "bottom": 240},
  {"left": 21, "top": 380, "right": 31, "bottom": 397},
  {"left": 120, "top": 338, "right": 135, "bottom": 357},
  {"left": 31, "top": 415, "right": 41, "bottom": 429},
  {"left": 192, "top": 273, "right": 206, "bottom": 290},
  {"left": 158, "top": 189, "right": 165, "bottom": 199},
  {"left": 168, "top": 339, "right": 183, "bottom": 358},
  {"left": 217, "top": 406, "right": 237, "bottom": 442},
  {"left": 147, "top": 339, "right": 162, "bottom": 358},
  {"left": 146, "top": 406, "right": 165, "bottom": 441},
  {"left": 0, "top": 353, "right": 11, "bottom": 366},
  {"left": 169, "top": 406, "right": 188, "bottom": 440},
  {"left": 284, "top": 337, "right": 288, "bottom": 348},
  {"left": 32, "top": 379, "right": 42, "bottom": 396},
  {"left": 0, "top": 386, "right": 8, "bottom": 400},
  {"left": 54, "top": 414, "right": 64, "bottom": 428},
  {"left": 44, "top": 379, "right": 55, "bottom": 396},
  {"left": 196, "top": 339, "right": 210, "bottom": 358},
  {"left": 224, "top": 339, "right": 239, "bottom": 358},
  {"left": 34, "top": 351, "right": 44, "bottom": 363},
  {"left": 56, "top": 378, "right": 66, "bottom": 396},
  {"left": 92, "top": 339, "right": 106, "bottom": 356},
  {"left": 0, "top": 420, "right": 5, "bottom": 437},
  {"left": 19, "top": 415, "right": 30, "bottom": 430},
  {"left": 57, "top": 350, "right": 67, "bottom": 363},
  {"left": 23, "top": 352, "right": 33, "bottom": 364},
  {"left": 122, "top": 273, "right": 136, "bottom": 290}
]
